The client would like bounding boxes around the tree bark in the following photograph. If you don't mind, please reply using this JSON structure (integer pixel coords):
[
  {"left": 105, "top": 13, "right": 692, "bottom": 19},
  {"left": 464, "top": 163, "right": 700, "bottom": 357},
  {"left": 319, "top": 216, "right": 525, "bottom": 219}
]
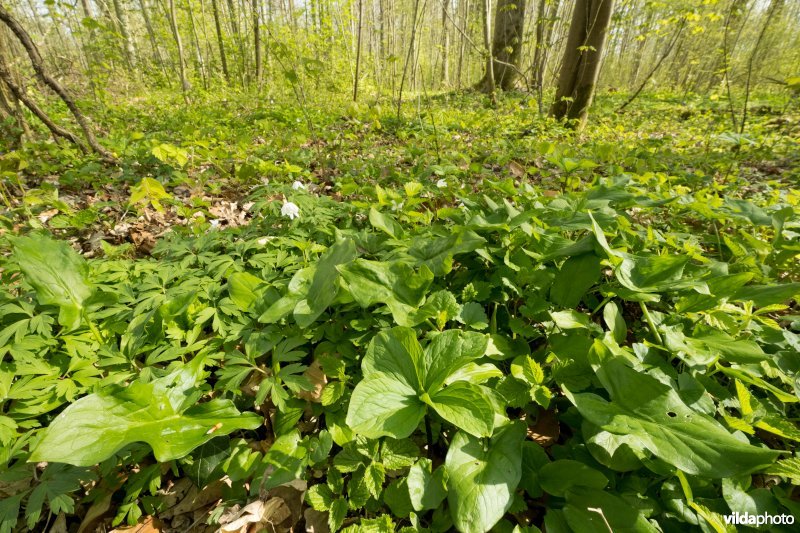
[
  {"left": 477, "top": 0, "right": 527, "bottom": 92},
  {"left": 0, "top": 56, "right": 84, "bottom": 148},
  {"left": 550, "top": 0, "right": 614, "bottom": 127},
  {"left": 112, "top": 0, "right": 138, "bottom": 69},
  {"left": 252, "top": 0, "right": 261, "bottom": 87},
  {"left": 0, "top": 4, "right": 114, "bottom": 160},
  {"left": 211, "top": 0, "right": 230, "bottom": 82},
  {"left": 167, "top": 0, "right": 192, "bottom": 100}
]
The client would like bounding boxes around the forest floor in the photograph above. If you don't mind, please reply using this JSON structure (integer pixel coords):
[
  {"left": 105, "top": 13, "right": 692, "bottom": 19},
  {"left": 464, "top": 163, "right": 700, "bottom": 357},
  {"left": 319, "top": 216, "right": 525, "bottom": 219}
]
[{"left": 1, "top": 91, "right": 800, "bottom": 533}]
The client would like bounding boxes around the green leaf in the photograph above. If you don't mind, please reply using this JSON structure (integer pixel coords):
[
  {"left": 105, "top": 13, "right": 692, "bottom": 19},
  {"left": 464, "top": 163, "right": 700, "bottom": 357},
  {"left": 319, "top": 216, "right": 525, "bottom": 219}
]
[
  {"left": 458, "top": 302, "right": 489, "bottom": 330},
  {"left": 185, "top": 436, "right": 229, "bottom": 486},
  {"left": 345, "top": 373, "right": 424, "bottom": 439},
  {"left": 369, "top": 208, "right": 404, "bottom": 239},
  {"left": 602, "top": 301, "right": 627, "bottom": 344},
  {"left": 445, "top": 421, "right": 525, "bottom": 533},
  {"left": 550, "top": 254, "right": 602, "bottom": 308},
  {"left": 30, "top": 359, "right": 262, "bottom": 466},
  {"left": 227, "top": 272, "right": 268, "bottom": 312},
  {"left": 329, "top": 498, "right": 348, "bottom": 531},
  {"left": 253, "top": 430, "right": 308, "bottom": 493},
  {"left": 11, "top": 234, "right": 93, "bottom": 330},
  {"left": 429, "top": 381, "right": 495, "bottom": 437},
  {"left": 731, "top": 283, "right": 800, "bottom": 308},
  {"left": 424, "top": 330, "right": 488, "bottom": 392},
  {"left": 362, "top": 327, "right": 423, "bottom": 389},
  {"left": 538, "top": 460, "right": 608, "bottom": 497},
  {"left": 338, "top": 260, "right": 433, "bottom": 326},
  {"left": 0, "top": 494, "right": 22, "bottom": 533},
  {"left": 408, "top": 458, "right": 447, "bottom": 511},
  {"left": 564, "top": 358, "right": 780, "bottom": 477},
  {"left": 563, "top": 486, "right": 659, "bottom": 532},
  {"left": 295, "top": 237, "right": 357, "bottom": 327}
]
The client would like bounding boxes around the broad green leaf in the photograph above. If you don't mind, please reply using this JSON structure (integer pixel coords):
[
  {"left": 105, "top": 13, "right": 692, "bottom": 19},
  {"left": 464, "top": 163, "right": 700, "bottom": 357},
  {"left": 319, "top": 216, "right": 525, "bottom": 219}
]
[
  {"left": 345, "top": 373, "right": 424, "bottom": 439},
  {"left": 227, "top": 272, "right": 268, "bottom": 312},
  {"left": 458, "top": 302, "right": 489, "bottom": 330},
  {"left": 550, "top": 254, "right": 602, "bottom": 308},
  {"left": 11, "top": 234, "right": 93, "bottom": 330},
  {"left": 252, "top": 430, "right": 308, "bottom": 493},
  {"left": 362, "top": 327, "right": 423, "bottom": 389},
  {"left": 564, "top": 358, "right": 780, "bottom": 477},
  {"left": 338, "top": 260, "right": 433, "bottom": 326},
  {"left": 30, "top": 359, "right": 262, "bottom": 466},
  {"left": 429, "top": 381, "right": 495, "bottom": 437},
  {"left": 445, "top": 421, "right": 525, "bottom": 533},
  {"left": 564, "top": 486, "right": 659, "bottom": 532},
  {"left": 259, "top": 266, "right": 314, "bottom": 323},
  {"left": 602, "top": 301, "right": 627, "bottom": 344},
  {"left": 408, "top": 458, "right": 447, "bottom": 511},
  {"left": 295, "top": 237, "right": 356, "bottom": 327},
  {"left": 538, "top": 460, "right": 608, "bottom": 497},
  {"left": 424, "top": 329, "right": 488, "bottom": 392},
  {"left": 731, "top": 283, "right": 800, "bottom": 308},
  {"left": 369, "top": 208, "right": 404, "bottom": 239}
]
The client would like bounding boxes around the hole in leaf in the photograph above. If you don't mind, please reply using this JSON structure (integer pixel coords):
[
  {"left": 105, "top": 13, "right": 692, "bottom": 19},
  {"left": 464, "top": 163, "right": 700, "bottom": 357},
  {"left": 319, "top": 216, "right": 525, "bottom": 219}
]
[{"left": 667, "top": 411, "right": 677, "bottom": 418}]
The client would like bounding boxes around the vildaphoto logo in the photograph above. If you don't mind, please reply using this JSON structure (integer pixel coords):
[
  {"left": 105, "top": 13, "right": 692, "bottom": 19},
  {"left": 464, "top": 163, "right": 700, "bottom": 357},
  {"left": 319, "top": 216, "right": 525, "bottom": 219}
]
[{"left": 723, "top": 512, "right": 795, "bottom": 526}]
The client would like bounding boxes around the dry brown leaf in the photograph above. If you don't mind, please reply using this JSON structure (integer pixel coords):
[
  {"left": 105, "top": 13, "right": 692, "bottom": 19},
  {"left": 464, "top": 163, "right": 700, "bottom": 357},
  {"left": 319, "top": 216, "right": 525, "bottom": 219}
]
[
  {"left": 110, "top": 516, "right": 164, "bottom": 533},
  {"left": 303, "top": 508, "right": 330, "bottom": 533},
  {"left": 77, "top": 492, "right": 113, "bottom": 533},
  {"left": 48, "top": 512, "right": 68, "bottom": 533},
  {"left": 217, "top": 499, "right": 291, "bottom": 533},
  {"left": 297, "top": 360, "right": 327, "bottom": 403},
  {"left": 508, "top": 161, "right": 526, "bottom": 178},
  {"left": 527, "top": 408, "right": 560, "bottom": 447}
]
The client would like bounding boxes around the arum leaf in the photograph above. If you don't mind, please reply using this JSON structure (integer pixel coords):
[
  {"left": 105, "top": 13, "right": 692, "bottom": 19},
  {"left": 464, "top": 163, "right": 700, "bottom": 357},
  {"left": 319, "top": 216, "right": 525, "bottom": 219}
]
[
  {"left": 445, "top": 421, "right": 525, "bottom": 533},
  {"left": 564, "top": 358, "right": 780, "bottom": 477},
  {"left": 30, "top": 359, "right": 262, "bottom": 466},
  {"left": 345, "top": 373, "right": 424, "bottom": 439},
  {"left": 408, "top": 458, "right": 447, "bottom": 512},
  {"left": 429, "top": 381, "right": 495, "bottom": 437},
  {"left": 550, "top": 254, "right": 602, "bottom": 308},
  {"left": 11, "top": 234, "right": 93, "bottom": 330}
]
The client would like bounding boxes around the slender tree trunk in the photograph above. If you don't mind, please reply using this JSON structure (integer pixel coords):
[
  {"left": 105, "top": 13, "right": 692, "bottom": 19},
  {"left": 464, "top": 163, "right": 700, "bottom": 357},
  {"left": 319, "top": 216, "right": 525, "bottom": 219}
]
[
  {"left": 211, "top": 0, "right": 231, "bottom": 82},
  {"left": 167, "top": 0, "right": 192, "bottom": 101},
  {"left": 353, "top": 0, "right": 364, "bottom": 101},
  {"left": 397, "top": 0, "right": 422, "bottom": 117},
  {"left": 441, "top": 0, "right": 450, "bottom": 86},
  {"left": 252, "top": 0, "right": 261, "bottom": 87},
  {"left": 618, "top": 17, "right": 685, "bottom": 111},
  {"left": 480, "top": 0, "right": 496, "bottom": 99},
  {"left": 0, "top": 52, "right": 85, "bottom": 149},
  {"left": 456, "top": 0, "right": 470, "bottom": 89},
  {"left": 112, "top": 0, "right": 138, "bottom": 69},
  {"left": 740, "top": 0, "right": 782, "bottom": 132},
  {"left": 139, "top": 0, "right": 169, "bottom": 79},
  {"left": 187, "top": 0, "right": 209, "bottom": 89},
  {"left": 478, "top": 0, "right": 527, "bottom": 91},
  {"left": 550, "top": 0, "right": 614, "bottom": 127},
  {"left": 0, "top": 4, "right": 114, "bottom": 160}
]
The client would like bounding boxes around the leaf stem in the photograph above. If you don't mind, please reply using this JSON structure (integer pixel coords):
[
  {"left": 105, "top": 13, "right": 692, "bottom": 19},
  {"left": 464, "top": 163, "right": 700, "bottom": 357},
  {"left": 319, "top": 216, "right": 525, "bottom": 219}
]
[
  {"left": 639, "top": 302, "right": 663, "bottom": 345},
  {"left": 83, "top": 309, "right": 105, "bottom": 344}
]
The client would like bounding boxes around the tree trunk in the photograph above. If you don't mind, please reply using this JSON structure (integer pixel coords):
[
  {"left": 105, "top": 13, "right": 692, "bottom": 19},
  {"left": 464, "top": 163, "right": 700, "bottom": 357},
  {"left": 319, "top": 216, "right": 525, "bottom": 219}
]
[
  {"left": 252, "top": 0, "right": 261, "bottom": 87},
  {"left": 353, "top": 0, "right": 364, "bottom": 101},
  {"left": 441, "top": 0, "right": 450, "bottom": 86},
  {"left": 112, "top": 0, "right": 138, "bottom": 69},
  {"left": 550, "top": 0, "right": 614, "bottom": 127},
  {"left": 479, "top": 0, "right": 496, "bottom": 98},
  {"left": 0, "top": 4, "right": 114, "bottom": 160},
  {"left": 211, "top": 0, "right": 230, "bottom": 82},
  {"left": 477, "top": 0, "right": 527, "bottom": 91},
  {"left": 138, "top": 0, "right": 169, "bottom": 79},
  {"left": 167, "top": 0, "right": 192, "bottom": 100}
]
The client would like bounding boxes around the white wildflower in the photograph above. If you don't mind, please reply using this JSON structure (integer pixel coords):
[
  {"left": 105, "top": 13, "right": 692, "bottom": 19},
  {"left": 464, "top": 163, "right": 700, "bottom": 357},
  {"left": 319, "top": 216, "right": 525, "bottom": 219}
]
[
  {"left": 292, "top": 180, "right": 306, "bottom": 190},
  {"left": 281, "top": 201, "right": 300, "bottom": 220},
  {"left": 390, "top": 200, "right": 404, "bottom": 212},
  {"left": 436, "top": 179, "right": 447, "bottom": 188},
  {"left": 209, "top": 219, "right": 221, "bottom": 229}
]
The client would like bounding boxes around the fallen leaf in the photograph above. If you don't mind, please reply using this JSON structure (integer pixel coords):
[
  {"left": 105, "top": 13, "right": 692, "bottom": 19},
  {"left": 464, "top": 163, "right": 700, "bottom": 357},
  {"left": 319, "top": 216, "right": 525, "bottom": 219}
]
[
  {"left": 110, "top": 516, "right": 163, "bottom": 533},
  {"left": 218, "top": 499, "right": 291, "bottom": 533},
  {"left": 528, "top": 408, "right": 560, "bottom": 447},
  {"left": 297, "top": 360, "right": 327, "bottom": 403},
  {"left": 509, "top": 161, "right": 526, "bottom": 178},
  {"left": 78, "top": 492, "right": 112, "bottom": 533},
  {"left": 303, "top": 508, "right": 330, "bottom": 533}
]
